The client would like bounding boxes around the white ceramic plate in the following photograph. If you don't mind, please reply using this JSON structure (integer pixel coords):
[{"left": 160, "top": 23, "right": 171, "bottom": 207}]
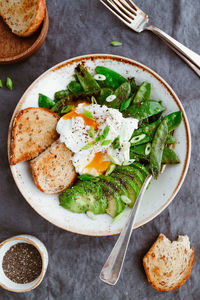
[{"left": 8, "top": 54, "right": 191, "bottom": 236}]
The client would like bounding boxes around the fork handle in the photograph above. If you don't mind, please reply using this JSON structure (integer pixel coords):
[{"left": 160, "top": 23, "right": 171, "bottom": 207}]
[
  {"left": 99, "top": 174, "right": 152, "bottom": 285},
  {"left": 146, "top": 25, "right": 200, "bottom": 76}
]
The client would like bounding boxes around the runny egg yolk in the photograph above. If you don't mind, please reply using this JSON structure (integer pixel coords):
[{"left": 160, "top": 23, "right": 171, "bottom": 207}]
[
  {"left": 85, "top": 152, "right": 111, "bottom": 174},
  {"left": 63, "top": 109, "right": 98, "bottom": 129}
]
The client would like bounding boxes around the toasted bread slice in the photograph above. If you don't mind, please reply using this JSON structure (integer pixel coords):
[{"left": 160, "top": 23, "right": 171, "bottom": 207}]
[
  {"left": 30, "top": 140, "right": 77, "bottom": 194},
  {"left": 0, "top": 0, "right": 46, "bottom": 37},
  {"left": 143, "top": 233, "right": 194, "bottom": 292},
  {"left": 10, "top": 107, "right": 60, "bottom": 165}
]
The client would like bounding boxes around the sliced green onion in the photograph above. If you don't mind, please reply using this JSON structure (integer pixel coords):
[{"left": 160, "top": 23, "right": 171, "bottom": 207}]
[
  {"left": 61, "top": 105, "right": 73, "bottom": 114},
  {"left": 130, "top": 134, "right": 146, "bottom": 144},
  {"left": 105, "top": 164, "right": 116, "bottom": 176},
  {"left": 81, "top": 143, "right": 94, "bottom": 150},
  {"left": 122, "top": 159, "right": 135, "bottom": 166},
  {"left": 94, "top": 74, "right": 106, "bottom": 81},
  {"left": 106, "top": 95, "right": 116, "bottom": 103},
  {"left": 121, "top": 195, "right": 132, "bottom": 204},
  {"left": 145, "top": 143, "right": 151, "bottom": 155},
  {"left": 89, "top": 126, "right": 95, "bottom": 138},
  {"left": 95, "top": 136, "right": 101, "bottom": 143},
  {"left": 0, "top": 80, "right": 2, "bottom": 88},
  {"left": 86, "top": 211, "right": 96, "bottom": 220},
  {"left": 83, "top": 109, "right": 93, "bottom": 120},
  {"left": 101, "top": 140, "right": 112, "bottom": 146},
  {"left": 109, "top": 155, "right": 121, "bottom": 165},
  {"left": 91, "top": 96, "right": 97, "bottom": 104},
  {"left": 112, "top": 136, "right": 120, "bottom": 149},
  {"left": 101, "top": 125, "right": 110, "bottom": 140},
  {"left": 110, "top": 41, "right": 122, "bottom": 47},
  {"left": 6, "top": 77, "right": 13, "bottom": 91}
]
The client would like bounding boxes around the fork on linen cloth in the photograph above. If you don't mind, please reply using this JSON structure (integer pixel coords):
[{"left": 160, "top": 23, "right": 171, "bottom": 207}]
[{"left": 100, "top": 0, "right": 200, "bottom": 77}]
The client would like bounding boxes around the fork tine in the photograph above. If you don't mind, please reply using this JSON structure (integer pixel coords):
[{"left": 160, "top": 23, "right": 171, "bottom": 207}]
[
  {"left": 112, "top": 0, "right": 135, "bottom": 19},
  {"left": 101, "top": 0, "right": 132, "bottom": 24},
  {"left": 117, "top": 0, "right": 137, "bottom": 16},
  {"left": 126, "top": 0, "right": 140, "bottom": 12}
]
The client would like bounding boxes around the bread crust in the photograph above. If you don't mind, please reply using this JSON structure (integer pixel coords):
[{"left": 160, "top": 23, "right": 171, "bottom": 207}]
[
  {"left": 143, "top": 234, "right": 195, "bottom": 292},
  {"left": 10, "top": 107, "right": 60, "bottom": 165}
]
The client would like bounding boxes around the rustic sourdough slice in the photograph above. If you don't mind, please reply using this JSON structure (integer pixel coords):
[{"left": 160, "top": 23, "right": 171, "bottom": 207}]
[
  {"left": 143, "top": 233, "right": 194, "bottom": 292},
  {"left": 10, "top": 107, "right": 60, "bottom": 165},
  {"left": 30, "top": 140, "right": 77, "bottom": 194},
  {"left": 0, "top": 0, "right": 46, "bottom": 37}
]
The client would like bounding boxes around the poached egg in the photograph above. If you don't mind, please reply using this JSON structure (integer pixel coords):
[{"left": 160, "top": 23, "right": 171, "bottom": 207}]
[{"left": 56, "top": 103, "right": 138, "bottom": 176}]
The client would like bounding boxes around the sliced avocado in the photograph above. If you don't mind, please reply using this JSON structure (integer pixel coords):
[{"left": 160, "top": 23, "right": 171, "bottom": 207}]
[
  {"left": 98, "top": 176, "right": 125, "bottom": 217},
  {"left": 115, "top": 166, "right": 144, "bottom": 188},
  {"left": 130, "top": 162, "right": 149, "bottom": 177},
  {"left": 111, "top": 171, "right": 140, "bottom": 208},
  {"left": 99, "top": 175, "right": 129, "bottom": 197},
  {"left": 111, "top": 173, "right": 136, "bottom": 204},
  {"left": 59, "top": 186, "right": 89, "bottom": 213}
]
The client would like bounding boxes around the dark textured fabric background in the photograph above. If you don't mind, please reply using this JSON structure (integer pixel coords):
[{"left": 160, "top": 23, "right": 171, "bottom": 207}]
[{"left": 0, "top": 0, "right": 200, "bottom": 299}]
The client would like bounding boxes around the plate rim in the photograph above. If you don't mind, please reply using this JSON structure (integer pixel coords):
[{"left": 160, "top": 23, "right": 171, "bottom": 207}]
[{"left": 8, "top": 54, "right": 191, "bottom": 236}]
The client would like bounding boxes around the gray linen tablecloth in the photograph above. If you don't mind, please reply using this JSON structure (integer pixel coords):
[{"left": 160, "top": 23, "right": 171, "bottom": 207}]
[{"left": 0, "top": 0, "right": 199, "bottom": 299}]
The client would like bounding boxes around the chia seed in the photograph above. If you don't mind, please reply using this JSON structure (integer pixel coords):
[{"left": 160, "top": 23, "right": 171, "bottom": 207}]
[{"left": 2, "top": 243, "right": 42, "bottom": 284}]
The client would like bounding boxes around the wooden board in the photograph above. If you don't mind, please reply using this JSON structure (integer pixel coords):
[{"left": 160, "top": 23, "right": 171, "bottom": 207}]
[{"left": 0, "top": 9, "right": 49, "bottom": 64}]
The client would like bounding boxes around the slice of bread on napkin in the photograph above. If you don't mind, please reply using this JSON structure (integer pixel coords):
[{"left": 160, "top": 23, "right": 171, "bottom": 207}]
[
  {"left": 0, "top": 0, "right": 46, "bottom": 37},
  {"left": 30, "top": 140, "right": 77, "bottom": 194},
  {"left": 10, "top": 107, "right": 60, "bottom": 165},
  {"left": 143, "top": 233, "right": 194, "bottom": 292}
]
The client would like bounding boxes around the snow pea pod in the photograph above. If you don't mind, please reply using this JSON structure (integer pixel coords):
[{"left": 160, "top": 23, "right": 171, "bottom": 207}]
[
  {"left": 106, "top": 81, "right": 131, "bottom": 109},
  {"left": 68, "top": 81, "right": 83, "bottom": 94},
  {"left": 162, "top": 147, "right": 180, "bottom": 164},
  {"left": 75, "top": 64, "right": 100, "bottom": 92},
  {"left": 97, "top": 88, "right": 114, "bottom": 105},
  {"left": 38, "top": 93, "right": 56, "bottom": 109},
  {"left": 95, "top": 66, "right": 127, "bottom": 90},
  {"left": 165, "top": 134, "right": 176, "bottom": 145},
  {"left": 149, "top": 118, "right": 168, "bottom": 178},
  {"left": 124, "top": 100, "right": 166, "bottom": 120},
  {"left": 129, "top": 77, "right": 138, "bottom": 94},
  {"left": 130, "top": 111, "right": 182, "bottom": 145},
  {"left": 133, "top": 82, "right": 151, "bottom": 103},
  {"left": 54, "top": 90, "right": 71, "bottom": 100}
]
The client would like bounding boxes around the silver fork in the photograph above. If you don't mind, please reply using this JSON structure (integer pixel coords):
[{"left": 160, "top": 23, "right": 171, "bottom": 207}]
[{"left": 100, "top": 0, "right": 200, "bottom": 77}]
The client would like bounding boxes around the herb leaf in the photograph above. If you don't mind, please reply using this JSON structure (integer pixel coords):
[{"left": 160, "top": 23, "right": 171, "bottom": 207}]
[
  {"left": 83, "top": 109, "right": 93, "bottom": 120},
  {"left": 61, "top": 105, "right": 74, "bottom": 114},
  {"left": 112, "top": 136, "right": 120, "bottom": 149},
  {"left": 101, "top": 140, "right": 112, "bottom": 146},
  {"left": 89, "top": 127, "right": 95, "bottom": 138},
  {"left": 101, "top": 125, "right": 110, "bottom": 140},
  {"left": 81, "top": 143, "right": 94, "bottom": 150}
]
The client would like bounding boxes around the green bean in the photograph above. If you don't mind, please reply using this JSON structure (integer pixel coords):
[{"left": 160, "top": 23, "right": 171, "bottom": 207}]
[
  {"left": 75, "top": 64, "right": 100, "bottom": 91},
  {"left": 130, "top": 111, "right": 182, "bottom": 145},
  {"left": 133, "top": 82, "right": 151, "bottom": 103},
  {"left": 106, "top": 81, "right": 131, "bottom": 109},
  {"left": 38, "top": 93, "right": 56, "bottom": 109},
  {"left": 162, "top": 147, "right": 180, "bottom": 164},
  {"left": 95, "top": 66, "right": 127, "bottom": 90},
  {"left": 54, "top": 90, "right": 70, "bottom": 100},
  {"left": 123, "top": 100, "right": 166, "bottom": 120},
  {"left": 68, "top": 81, "right": 83, "bottom": 94},
  {"left": 149, "top": 119, "right": 168, "bottom": 178}
]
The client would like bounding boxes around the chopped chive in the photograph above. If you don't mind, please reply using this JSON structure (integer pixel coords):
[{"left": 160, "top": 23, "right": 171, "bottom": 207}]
[
  {"left": 101, "top": 125, "right": 110, "bottom": 140},
  {"left": 91, "top": 96, "right": 97, "bottom": 104},
  {"left": 61, "top": 105, "right": 73, "bottom": 114},
  {"left": 106, "top": 95, "right": 116, "bottom": 103},
  {"left": 83, "top": 109, "right": 93, "bottom": 120},
  {"left": 0, "top": 80, "right": 2, "bottom": 88},
  {"left": 101, "top": 140, "right": 112, "bottom": 146},
  {"left": 81, "top": 143, "right": 94, "bottom": 150},
  {"left": 105, "top": 164, "right": 116, "bottom": 176},
  {"left": 112, "top": 136, "right": 120, "bottom": 149},
  {"left": 6, "top": 77, "right": 13, "bottom": 91},
  {"left": 89, "top": 126, "right": 95, "bottom": 138},
  {"left": 110, "top": 41, "right": 122, "bottom": 47}
]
